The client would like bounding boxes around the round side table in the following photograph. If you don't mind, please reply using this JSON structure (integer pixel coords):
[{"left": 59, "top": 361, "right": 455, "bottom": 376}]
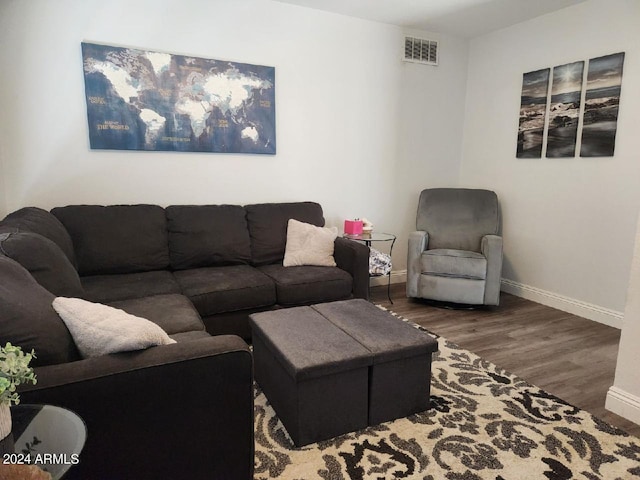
[
  {"left": 1, "top": 404, "right": 87, "bottom": 479},
  {"left": 343, "top": 232, "right": 396, "bottom": 303}
]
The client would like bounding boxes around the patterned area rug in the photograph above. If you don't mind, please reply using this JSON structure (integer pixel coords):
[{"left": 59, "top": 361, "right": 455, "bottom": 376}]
[{"left": 253, "top": 310, "right": 640, "bottom": 479}]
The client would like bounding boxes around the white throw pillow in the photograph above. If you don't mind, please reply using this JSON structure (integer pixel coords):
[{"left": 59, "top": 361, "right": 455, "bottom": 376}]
[
  {"left": 52, "top": 297, "right": 176, "bottom": 358},
  {"left": 283, "top": 219, "right": 338, "bottom": 267}
]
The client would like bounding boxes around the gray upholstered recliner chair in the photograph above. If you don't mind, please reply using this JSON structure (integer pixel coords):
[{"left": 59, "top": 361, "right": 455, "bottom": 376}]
[{"left": 406, "top": 188, "right": 503, "bottom": 306}]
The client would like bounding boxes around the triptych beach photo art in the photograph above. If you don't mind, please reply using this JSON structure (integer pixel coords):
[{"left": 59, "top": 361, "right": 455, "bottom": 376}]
[{"left": 516, "top": 52, "right": 624, "bottom": 159}]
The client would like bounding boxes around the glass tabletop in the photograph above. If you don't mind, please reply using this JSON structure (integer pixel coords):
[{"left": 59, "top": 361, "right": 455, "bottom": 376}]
[
  {"left": 2, "top": 404, "right": 86, "bottom": 479},
  {"left": 343, "top": 232, "right": 396, "bottom": 242}
]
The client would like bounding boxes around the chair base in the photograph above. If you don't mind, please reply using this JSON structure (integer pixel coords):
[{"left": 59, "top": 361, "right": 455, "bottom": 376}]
[{"left": 409, "top": 297, "right": 491, "bottom": 311}]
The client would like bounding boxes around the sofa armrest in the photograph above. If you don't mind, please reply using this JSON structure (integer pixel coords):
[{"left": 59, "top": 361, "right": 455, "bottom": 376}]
[
  {"left": 481, "top": 234, "right": 503, "bottom": 306},
  {"left": 19, "top": 335, "right": 254, "bottom": 480},
  {"left": 406, "top": 231, "right": 428, "bottom": 298},
  {"left": 334, "top": 236, "right": 370, "bottom": 300}
]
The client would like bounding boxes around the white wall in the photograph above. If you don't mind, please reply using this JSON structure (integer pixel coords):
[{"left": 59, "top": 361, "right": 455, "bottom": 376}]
[
  {"left": 607, "top": 212, "right": 640, "bottom": 424},
  {"left": 0, "top": 155, "right": 6, "bottom": 219},
  {"left": 0, "top": 0, "right": 466, "bottom": 256},
  {"left": 389, "top": 33, "right": 469, "bottom": 276},
  {"left": 0, "top": 14, "right": 7, "bottom": 221},
  {"left": 460, "top": 0, "right": 640, "bottom": 324}
]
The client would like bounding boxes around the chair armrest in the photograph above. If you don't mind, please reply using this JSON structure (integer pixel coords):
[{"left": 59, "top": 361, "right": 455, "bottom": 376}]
[
  {"left": 334, "top": 236, "right": 370, "bottom": 300},
  {"left": 19, "top": 335, "right": 254, "bottom": 480},
  {"left": 406, "top": 231, "right": 428, "bottom": 297},
  {"left": 481, "top": 234, "right": 503, "bottom": 306}
]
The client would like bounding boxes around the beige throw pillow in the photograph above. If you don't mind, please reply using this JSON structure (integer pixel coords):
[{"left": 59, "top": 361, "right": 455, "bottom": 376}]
[
  {"left": 52, "top": 297, "right": 176, "bottom": 358},
  {"left": 283, "top": 219, "right": 338, "bottom": 267}
]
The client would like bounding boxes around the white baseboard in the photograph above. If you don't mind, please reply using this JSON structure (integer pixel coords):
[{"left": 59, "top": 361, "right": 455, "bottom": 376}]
[
  {"left": 606, "top": 386, "right": 640, "bottom": 426},
  {"left": 369, "top": 269, "right": 407, "bottom": 287},
  {"left": 501, "top": 279, "right": 623, "bottom": 329},
  {"left": 371, "top": 274, "right": 623, "bottom": 328}
]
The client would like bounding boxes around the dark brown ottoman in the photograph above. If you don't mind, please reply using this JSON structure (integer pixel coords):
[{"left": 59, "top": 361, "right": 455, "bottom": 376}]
[
  {"left": 313, "top": 299, "right": 439, "bottom": 425},
  {"left": 249, "top": 306, "right": 372, "bottom": 447}
]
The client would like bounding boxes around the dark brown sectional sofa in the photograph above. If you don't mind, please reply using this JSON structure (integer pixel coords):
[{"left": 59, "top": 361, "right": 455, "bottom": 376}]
[{"left": 0, "top": 201, "right": 370, "bottom": 480}]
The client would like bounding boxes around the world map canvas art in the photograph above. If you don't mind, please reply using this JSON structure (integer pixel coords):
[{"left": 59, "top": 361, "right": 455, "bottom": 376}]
[{"left": 81, "top": 42, "right": 276, "bottom": 154}]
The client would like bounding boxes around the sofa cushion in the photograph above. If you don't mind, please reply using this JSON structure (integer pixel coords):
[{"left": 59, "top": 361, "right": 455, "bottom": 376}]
[
  {"left": 421, "top": 249, "right": 487, "bottom": 280},
  {"left": 173, "top": 265, "right": 276, "bottom": 316},
  {"left": 81, "top": 270, "right": 181, "bottom": 303},
  {"left": 169, "top": 330, "right": 212, "bottom": 343},
  {"left": 283, "top": 219, "right": 338, "bottom": 267},
  {"left": 51, "top": 205, "right": 170, "bottom": 275},
  {"left": 245, "top": 202, "right": 325, "bottom": 266},
  {"left": 2, "top": 207, "right": 77, "bottom": 267},
  {"left": 258, "top": 264, "right": 352, "bottom": 306},
  {"left": 0, "top": 231, "right": 84, "bottom": 297},
  {"left": 0, "top": 256, "right": 79, "bottom": 366},
  {"left": 52, "top": 297, "right": 176, "bottom": 358},
  {"left": 109, "top": 294, "right": 204, "bottom": 335},
  {"left": 166, "top": 205, "right": 251, "bottom": 270}
]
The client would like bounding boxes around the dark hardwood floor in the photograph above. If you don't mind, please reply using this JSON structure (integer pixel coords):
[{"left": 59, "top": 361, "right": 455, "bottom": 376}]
[{"left": 370, "top": 283, "right": 640, "bottom": 438}]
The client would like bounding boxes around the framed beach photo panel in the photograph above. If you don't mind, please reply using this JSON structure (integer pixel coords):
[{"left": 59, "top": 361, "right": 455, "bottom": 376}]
[
  {"left": 516, "top": 68, "right": 550, "bottom": 158},
  {"left": 546, "top": 61, "right": 584, "bottom": 158},
  {"left": 580, "top": 52, "right": 625, "bottom": 157}
]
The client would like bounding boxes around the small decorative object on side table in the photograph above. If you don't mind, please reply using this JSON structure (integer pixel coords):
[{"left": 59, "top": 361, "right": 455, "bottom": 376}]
[
  {"left": 0, "top": 343, "right": 37, "bottom": 442},
  {"left": 343, "top": 232, "right": 396, "bottom": 303}
]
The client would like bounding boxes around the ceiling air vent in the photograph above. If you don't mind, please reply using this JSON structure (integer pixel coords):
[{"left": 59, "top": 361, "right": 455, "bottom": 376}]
[{"left": 403, "top": 36, "right": 438, "bottom": 66}]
